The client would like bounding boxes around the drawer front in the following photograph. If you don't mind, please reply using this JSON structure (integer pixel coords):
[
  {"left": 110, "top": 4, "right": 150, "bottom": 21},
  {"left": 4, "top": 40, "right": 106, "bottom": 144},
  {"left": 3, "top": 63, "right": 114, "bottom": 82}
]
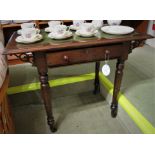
[{"left": 47, "top": 45, "right": 124, "bottom": 67}]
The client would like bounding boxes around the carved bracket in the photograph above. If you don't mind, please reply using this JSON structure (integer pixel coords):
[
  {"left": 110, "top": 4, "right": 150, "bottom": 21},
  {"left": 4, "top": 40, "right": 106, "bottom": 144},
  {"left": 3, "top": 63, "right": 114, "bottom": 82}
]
[
  {"left": 13, "top": 53, "right": 33, "bottom": 63},
  {"left": 130, "top": 40, "right": 144, "bottom": 51}
]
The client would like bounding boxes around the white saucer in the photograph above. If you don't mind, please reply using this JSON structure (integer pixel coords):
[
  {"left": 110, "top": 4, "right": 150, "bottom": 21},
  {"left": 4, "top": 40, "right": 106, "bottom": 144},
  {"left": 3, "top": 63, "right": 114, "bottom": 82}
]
[
  {"left": 75, "top": 30, "right": 98, "bottom": 37},
  {"left": 16, "top": 34, "right": 43, "bottom": 44},
  {"left": 17, "top": 28, "right": 40, "bottom": 35},
  {"left": 69, "top": 25, "right": 80, "bottom": 31},
  {"left": 48, "top": 31, "right": 73, "bottom": 40},
  {"left": 101, "top": 25, "right": 134, "bottom": 35}
]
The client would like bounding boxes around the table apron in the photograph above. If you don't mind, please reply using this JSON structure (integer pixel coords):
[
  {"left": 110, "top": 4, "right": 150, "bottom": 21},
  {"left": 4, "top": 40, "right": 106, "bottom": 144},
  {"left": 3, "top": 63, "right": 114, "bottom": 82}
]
[{"left": 46, "top": 44, "right": 126, "bottom": 67}]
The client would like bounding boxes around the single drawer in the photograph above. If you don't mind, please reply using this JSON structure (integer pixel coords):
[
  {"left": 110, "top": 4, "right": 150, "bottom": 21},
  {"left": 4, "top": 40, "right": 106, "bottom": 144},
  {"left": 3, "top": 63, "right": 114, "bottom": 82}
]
[{"left": 47, "top": 44, "right": 124, "bottom": 67}]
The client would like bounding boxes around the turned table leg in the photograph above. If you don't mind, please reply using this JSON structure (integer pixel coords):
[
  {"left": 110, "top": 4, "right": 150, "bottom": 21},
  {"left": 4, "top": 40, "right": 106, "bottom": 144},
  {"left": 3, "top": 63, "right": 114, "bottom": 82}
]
[
  {"left": 111, "top": 58, "right": 125, "bottom": 118},
  {"left": 34, "top": 52, "right": 56, "bottom": 132},
  {"left": 93, "top": 61, "right": 100, "bottom": 94}
]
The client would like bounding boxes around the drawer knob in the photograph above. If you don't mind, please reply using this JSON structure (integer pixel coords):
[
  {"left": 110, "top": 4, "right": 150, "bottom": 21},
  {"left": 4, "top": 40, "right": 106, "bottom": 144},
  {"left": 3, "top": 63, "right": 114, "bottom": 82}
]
[
  {"left": 105, "top": 50, "right": 110, "bottom": 54},
  {"left": 63, "top": 55, "right": 69, "bottom": 61}
]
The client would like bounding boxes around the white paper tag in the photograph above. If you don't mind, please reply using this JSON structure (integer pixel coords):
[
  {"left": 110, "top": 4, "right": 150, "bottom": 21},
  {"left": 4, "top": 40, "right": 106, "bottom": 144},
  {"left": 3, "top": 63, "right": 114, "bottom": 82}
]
[{"left": 102, "top": 64, "right": 110, "bottom": 76}]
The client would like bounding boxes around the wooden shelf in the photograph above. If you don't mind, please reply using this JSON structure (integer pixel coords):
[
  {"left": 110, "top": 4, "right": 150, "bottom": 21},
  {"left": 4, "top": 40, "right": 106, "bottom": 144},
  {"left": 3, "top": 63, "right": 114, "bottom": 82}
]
[
  {"left": 1, "top": 20, "right": 73, "bottom": 29},
  {"left": 1, "top": 23, "right": 21, "bottom": 28}
]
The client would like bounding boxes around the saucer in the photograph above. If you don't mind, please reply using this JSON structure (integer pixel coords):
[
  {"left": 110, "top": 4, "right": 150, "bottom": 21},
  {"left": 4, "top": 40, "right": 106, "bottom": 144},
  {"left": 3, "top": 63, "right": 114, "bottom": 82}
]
[
  {"left": 48, "top": 31, "right": 73, "bottom": 40},
  {"left": 69, "top": 25, "right": 80, "bottom": 31},
  {"left": 17, "top": 28, "right": 40, "bottom": 35},
  {"left": 15, "top": 34, "right": 43, "bottom": 44},
  {"left": 75, "top": 30, "right": 98, "bottom": 37}
]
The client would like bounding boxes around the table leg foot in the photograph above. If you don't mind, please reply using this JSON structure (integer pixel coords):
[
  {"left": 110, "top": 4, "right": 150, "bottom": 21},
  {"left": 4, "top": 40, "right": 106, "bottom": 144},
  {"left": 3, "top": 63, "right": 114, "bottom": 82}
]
[
  {"left": 111, "top": 104, "right": 118, "bottom": 118},
  {"left": 48, "top": 118, "right": 57, "bottom": 132},
  {"left": 93, "top": 85, "right": 100, "bottom": 94}
]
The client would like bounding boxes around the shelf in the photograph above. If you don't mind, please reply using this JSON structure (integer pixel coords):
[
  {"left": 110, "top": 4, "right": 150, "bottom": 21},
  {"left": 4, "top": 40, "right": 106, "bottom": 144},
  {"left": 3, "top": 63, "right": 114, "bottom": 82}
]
[
  {"left": 1, "top": 23, "right": 21, "bottom": 28},
  {"left": 1, "top": 20, "right": 73, "bottom": 29}
]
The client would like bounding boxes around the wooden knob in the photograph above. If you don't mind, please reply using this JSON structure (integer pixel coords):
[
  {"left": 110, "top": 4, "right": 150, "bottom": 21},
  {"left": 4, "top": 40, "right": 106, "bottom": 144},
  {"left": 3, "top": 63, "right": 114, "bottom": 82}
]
[
  {"left": 105, "top": 50, "right": 110, "bottom": 54},
  {"left": 63, "top": 55, "right": 69, "bottom": 61}
]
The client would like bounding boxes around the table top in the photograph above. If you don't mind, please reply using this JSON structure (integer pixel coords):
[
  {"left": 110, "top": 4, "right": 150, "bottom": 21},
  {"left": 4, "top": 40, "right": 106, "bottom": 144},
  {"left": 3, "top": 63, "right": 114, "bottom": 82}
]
[{"left": 5, "top": 30, "right": 153, "bottom": 55}]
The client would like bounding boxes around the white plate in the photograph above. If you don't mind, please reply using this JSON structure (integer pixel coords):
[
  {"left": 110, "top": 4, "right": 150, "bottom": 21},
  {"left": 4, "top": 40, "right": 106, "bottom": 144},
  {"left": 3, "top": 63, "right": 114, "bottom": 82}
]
[
  {"left": 69, "top": 25, "right": 80, "bottom": 31},
  {"left": 101, "top": 25, "right": 134, "bottom": 35},
  {"left": 75, "top": 30, "right": 98, "bottom": 37},
  {"left": 17, "top": 28, "right": 40, "bottom": 35},
  {"left": 48, "top": 31, "right": 73, "bottom": 40},
  {"left": 16, "top": 34, "right": 43, "bottom": 44}
]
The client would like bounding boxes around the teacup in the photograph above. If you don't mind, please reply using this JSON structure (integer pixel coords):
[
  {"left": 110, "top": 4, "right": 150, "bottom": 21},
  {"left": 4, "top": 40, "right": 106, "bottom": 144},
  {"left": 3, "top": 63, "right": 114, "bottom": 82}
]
[
  {"left": 52, "top": 25, "right": 68, "bottom": 36},
  {"left": 48, "top": 21, "right": 63, "bottom": 27},
  {"left": 92, "top": 20, "right": 103, "bottom": 29},
  {"left": 79, "top": 23, "right": 96, "bottom": 34},
  {"left": 73, "top": 20, "right": 85, "bottom": 27},
  {"left": 21, "top": 28, "right": 38, "bottom": 40},
  {"left": 21, "top": 22, "right": 36, "bottom": 29},
  {"left": 107, "top": 20, "right": 122, "bottom": 25}
]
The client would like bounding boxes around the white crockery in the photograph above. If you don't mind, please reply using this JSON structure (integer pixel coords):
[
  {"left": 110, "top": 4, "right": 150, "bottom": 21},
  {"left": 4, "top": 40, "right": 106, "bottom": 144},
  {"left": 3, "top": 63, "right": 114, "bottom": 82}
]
[
  {"left": 51, "top": 25, "right": 67, "bottom": 35},
  {"left": 79, "top": 23, "right": 96, "bottom": 34},
  {"left": 92, "top": 20, "right": 103, "bottom": 29},
  {"left": 69, "top": 25, "right": 80, "bottom": 31},
  {"left": 45, "top": 24, "right": 67, "bottom": 33},
  {"left": 21, "top": 22, "right": 36, "bottom": 29},
  {"left": 17, "top": 28, "right": 40, "bottom": 35},
  {"left": 48, "top": 21, "right": 63, "bottom": 27},
  {"left": 16, "top": 34, "right": 43, "bottom": 44},
  {"left": 21, "top": 28, "right": 39, "bottom": 40},
  {"left": 73, "top": 20, "right": 85, "bottom": 27},
  {"left": 101, "top": 25, "right": 134, "bottom": 35},
  {"left": 48, "top": 31, "right": 73, "bottom": 40},
  {"left": 75, "top": 29, "right": 98, "bottom": 37},
  {"left": 107, "top": 20, "right": 122, "bottom": 25}
]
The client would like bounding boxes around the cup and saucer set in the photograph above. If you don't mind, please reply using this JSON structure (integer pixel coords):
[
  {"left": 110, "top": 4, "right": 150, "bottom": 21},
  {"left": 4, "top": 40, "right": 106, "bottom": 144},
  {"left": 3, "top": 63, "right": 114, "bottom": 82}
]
[
  {"left": 74, "top": 20, "right": 103, "bottom": 38},
  {"left": 45, "top": 21, "right": 73, "bottom": 40},
  {"left": 16, "top": 22, "right": 42, "bottom": 44}
]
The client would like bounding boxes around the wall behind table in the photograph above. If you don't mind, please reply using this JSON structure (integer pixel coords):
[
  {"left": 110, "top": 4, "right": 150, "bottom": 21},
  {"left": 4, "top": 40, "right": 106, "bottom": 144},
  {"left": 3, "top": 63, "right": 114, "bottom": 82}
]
[{"left": 146, "top": 20, "right": 155, "bottom": 48}]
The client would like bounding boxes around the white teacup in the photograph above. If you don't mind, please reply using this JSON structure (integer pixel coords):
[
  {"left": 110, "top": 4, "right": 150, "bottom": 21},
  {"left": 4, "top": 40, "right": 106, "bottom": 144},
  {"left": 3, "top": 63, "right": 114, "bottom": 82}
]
[
  {"left": 48, "top": 21, "right": 63, "bottom": 27},
  {"left": 107, "top": 20, "right": 122, "bottom": 25},
  {"left": 21, "top": 28, "right": 38, "bottom": 40},
  {"left": 79, "top": 23, "right": 96, "bottom": 34},
  {"left": 73, "top": 20, "right": 85, "bottom": 27},
  {"left": 92, "top": 20, "right": 103, "bottom": 29},
  {"left": 52, "top": 25, "right": 68, "bottom": 36},
  {"left": 21, "top": 22, "right": 36, "bottom": 29}
]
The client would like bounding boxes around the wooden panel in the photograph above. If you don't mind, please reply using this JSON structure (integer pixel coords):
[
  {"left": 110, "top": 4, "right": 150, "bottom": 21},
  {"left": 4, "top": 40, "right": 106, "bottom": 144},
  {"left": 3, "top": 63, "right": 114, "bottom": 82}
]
[
  {"left": 47, "top": 44, "right": 123, "bottom": 67},
  {"left": 0, "top": 71, "right": 15, "bottom": 133}
]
